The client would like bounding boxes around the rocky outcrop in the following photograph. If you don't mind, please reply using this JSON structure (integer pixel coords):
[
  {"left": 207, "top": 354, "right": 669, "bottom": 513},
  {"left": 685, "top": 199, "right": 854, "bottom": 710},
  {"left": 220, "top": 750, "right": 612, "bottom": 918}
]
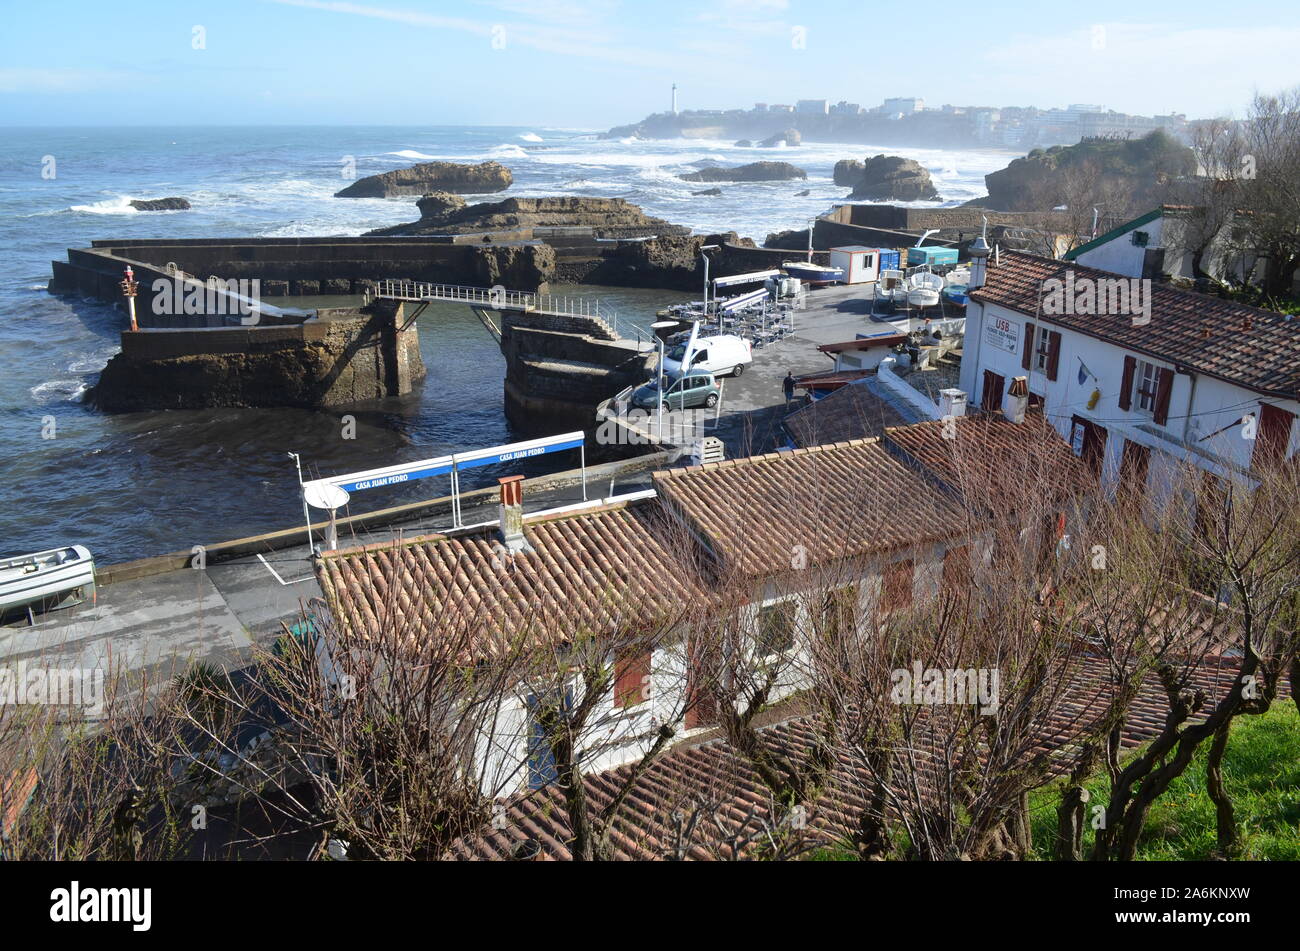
[
  {"left": 758, "top": 129, "right": 801, "bottom": 148},
  {"left": 366, "top": 196, "right": 688, "bottom": 239},
  {"left": 415, "top": 192, "right": 467, "bottom": 217},
  {"left": 734, "top": 139, "right": 753, "bottom": 148},
  {"left": 335, "top": 161, "right": 512, "bottom": 198},
  {"left": 833, "top": 159, "right": 864, "bottom": 187},
  {"left": 974, "top": 130, "right": 1196, "bottom": 211},
  {"left": 692, "top": 188, "right": 722, "bottom": 196},
  {"left": 846, "top": 155, "right": 940, "bottom": 201},
  {"left": 680, "top": 161, "right": 806, "bottom": 183},
  {"left": 130, "top": 197, "right": 191, "bottom": 211}
]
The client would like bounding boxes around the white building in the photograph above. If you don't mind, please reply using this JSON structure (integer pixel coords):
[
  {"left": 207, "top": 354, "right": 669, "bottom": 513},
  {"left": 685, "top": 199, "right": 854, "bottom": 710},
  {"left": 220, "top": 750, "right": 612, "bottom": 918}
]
[
  {"left": 315, "top": 417, "right": 1087, "bottom": 798},
  {"left": 960, "top": 243, "right": 1300, "bottom": 499},
  {"left": 1065, "top": 205, "right": 1262, "bottom": 287},
  {"left": 882, "top": 97, "right": 924, "bottom": 115}
]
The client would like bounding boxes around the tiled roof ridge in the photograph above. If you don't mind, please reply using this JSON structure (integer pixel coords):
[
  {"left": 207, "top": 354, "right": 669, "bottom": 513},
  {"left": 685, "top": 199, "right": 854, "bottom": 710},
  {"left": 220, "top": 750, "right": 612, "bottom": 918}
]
[
  {"left": 653, "top": 435, "right": 885, "bottom": 480},
  {"left": 319, "top": 495, "right": 651, "bottom": 561},
  {"left": 981, "top": 249, "right": 1297, "bottom": 325}
]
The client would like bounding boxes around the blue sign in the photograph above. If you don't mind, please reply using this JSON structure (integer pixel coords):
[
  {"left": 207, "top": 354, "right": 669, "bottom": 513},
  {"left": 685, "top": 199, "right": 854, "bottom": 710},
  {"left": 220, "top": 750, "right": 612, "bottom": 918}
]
[
  {"left": 454, "top": 436, "right": 584, "bottom": 471},
  {"left": 335, "top": 459, "right": 455, "bottom": 493}
]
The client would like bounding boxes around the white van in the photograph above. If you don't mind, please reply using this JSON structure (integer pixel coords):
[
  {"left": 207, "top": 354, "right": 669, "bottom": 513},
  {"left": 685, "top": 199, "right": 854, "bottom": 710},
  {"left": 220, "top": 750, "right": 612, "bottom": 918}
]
[{"left": 662, "top": 334, "right": 753, "bottom": 378}]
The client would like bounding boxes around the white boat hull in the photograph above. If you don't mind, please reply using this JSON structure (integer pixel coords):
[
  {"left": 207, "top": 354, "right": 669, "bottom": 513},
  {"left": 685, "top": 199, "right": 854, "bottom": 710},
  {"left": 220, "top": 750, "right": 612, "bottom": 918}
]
[{"left": 0, "top": 545, "right": 96, "bottom": 613}]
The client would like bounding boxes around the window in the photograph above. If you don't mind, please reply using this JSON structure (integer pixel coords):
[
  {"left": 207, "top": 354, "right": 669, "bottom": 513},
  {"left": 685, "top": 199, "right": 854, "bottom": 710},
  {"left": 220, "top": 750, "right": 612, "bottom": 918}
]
[
  {"left": 942, "top": 546, "right": 971, "bottom": 595},
  {"left": 1131, "top": 230, "right": 1150, "bottom": 247},
  {"left": 614, "top": 649, "right": 651, "bottom": 709},
  {"left": 881, "top": 559, "right": 915, "bottom": 613},
  {"left": 1028, "top": 391, "right": 1045, "bottom": 415},
  {"left": 1034, "top": 327, "right": 1053, "bottom": 373},
  {"left": 757, "top": 600, "right": 797, "bottom": 657},
  {"left": 526, "top": 688, "right": 572, "bottom": 789},
  {"left": 819, "top": 585, "right": 858, "bottom": 639},
  {"left": 1134, "top": 360, "right": 1160, "bottom": 413},
  {"left": 1023, "top": 324, "right": 1061, "bottom": 380}
]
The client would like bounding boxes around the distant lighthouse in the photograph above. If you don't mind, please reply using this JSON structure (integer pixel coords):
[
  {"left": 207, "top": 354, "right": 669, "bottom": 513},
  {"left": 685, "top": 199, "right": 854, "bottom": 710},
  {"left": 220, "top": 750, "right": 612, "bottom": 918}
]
[{"left": 672, "top": 84, "right": 678, "bottom": 115}]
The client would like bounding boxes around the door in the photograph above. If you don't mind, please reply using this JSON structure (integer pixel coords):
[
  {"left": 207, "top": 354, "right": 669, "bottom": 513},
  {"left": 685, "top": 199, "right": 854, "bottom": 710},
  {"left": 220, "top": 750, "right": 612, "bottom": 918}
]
[
  {"left": 1119, "top": 439, "right": 1151, "bottom": 501},
  {"left": 1070, "top": 416, "right": 1108, "bottom": 477}
]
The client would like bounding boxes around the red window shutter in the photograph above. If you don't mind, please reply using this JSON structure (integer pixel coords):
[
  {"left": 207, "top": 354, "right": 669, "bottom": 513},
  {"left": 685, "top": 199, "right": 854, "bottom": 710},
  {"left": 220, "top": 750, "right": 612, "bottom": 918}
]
[
  {"left": 1045, "top": 331, "right": 1062, "bottom": 381},
  {"left": 882, "top": 559, "right": 914, "bottom": 612},
  {"left": 1152, "top": 367, "right": 1174, "bottom": 424},
  {"left": 942, "top": 546, "right": 971, "bottom": 594},
  {"left": 1118, "top": 356, "right": 1136, "bottom": 411},
  {"left": 1256, "top": 404, "right": 1296, "bottom": 466},
  {"left": 1021, "top": 322, "right": 1036, "bottom": 370},
  {"left": 614, "top": 650, "right": 651, "bottom": 708}
]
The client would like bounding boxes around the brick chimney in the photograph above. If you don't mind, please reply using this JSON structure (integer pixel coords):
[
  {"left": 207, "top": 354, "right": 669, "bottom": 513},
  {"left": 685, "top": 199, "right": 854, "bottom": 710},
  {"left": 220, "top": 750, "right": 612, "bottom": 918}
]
[
  {"left": 497, "top": 475, "right": 529, "bottom": 554},
  {"left": 1003, "top": 376, "right": 1029, "bottom": 424}
]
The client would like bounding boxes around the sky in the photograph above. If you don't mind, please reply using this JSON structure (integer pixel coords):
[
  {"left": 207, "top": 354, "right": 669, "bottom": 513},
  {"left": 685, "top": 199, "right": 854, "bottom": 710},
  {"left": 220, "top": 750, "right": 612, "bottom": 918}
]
[{"left": 1, "top": 0, "right": 1298, "bottom": 127}]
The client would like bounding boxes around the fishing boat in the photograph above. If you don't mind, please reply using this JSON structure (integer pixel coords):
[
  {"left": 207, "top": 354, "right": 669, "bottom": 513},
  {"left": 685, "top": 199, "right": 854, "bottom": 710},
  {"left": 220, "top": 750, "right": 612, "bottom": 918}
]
[
  {"left": 942, "top": 283, "right": 969, "bottom": 307},
  {"left": 782, "top": 216, "right": 844, "bottom": 286},
  {"left": 906, "top": 271, "right": 945, "bottom": 308},
  {"left": 0, "top": 545, "right": 96, "bottom": 616},
  {"left": 781, "top": 261, "right": 844, "bottom": 285}
]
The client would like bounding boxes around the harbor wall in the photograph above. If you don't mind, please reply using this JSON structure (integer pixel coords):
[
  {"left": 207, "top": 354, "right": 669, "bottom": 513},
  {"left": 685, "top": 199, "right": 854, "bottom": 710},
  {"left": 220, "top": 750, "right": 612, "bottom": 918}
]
[
  {"left": 51, "top": 238, "right": 556, "bottom": 299},
  {"left": 90, "top": 301, "right": 425, "bottom": 412}
]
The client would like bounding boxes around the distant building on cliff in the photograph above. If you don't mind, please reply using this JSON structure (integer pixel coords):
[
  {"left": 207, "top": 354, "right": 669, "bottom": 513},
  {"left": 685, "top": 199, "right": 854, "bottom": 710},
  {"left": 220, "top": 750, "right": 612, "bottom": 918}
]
[
  {"left": 882, "top": 97, "right": 924, "bottom": 115},
  {"left": 796, "top": 99, "right": 829, "bottom": 114}
]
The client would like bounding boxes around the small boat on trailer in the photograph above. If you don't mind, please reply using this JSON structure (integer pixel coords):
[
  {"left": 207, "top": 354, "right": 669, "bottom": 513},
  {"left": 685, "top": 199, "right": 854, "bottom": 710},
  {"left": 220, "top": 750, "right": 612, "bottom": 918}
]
[
  {"left": 0, "top": 545, "right": 96, "bottom": 621},
  {"left": 780, "top": 261, "right": 844, "bottom": 285}
]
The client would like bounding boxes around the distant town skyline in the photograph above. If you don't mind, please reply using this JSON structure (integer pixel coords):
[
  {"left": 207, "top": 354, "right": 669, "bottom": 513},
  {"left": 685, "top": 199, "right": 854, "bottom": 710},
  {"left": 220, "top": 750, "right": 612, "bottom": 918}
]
[{"left": 2, "top": 0, "right": 1297, "bottom": 127}]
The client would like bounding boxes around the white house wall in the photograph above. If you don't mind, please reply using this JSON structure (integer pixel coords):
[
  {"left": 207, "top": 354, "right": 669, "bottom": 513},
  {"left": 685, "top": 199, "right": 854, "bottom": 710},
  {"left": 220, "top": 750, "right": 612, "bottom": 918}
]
[{"left": 961, "top": 298, "right": 1300, "bottom": 492}]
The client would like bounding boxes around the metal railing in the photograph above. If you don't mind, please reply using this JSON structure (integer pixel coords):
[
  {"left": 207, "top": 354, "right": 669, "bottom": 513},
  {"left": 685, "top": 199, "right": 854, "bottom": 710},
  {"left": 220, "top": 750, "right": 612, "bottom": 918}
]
[{"left": 372, "top": 279, "right": 622, "bottom": 336}]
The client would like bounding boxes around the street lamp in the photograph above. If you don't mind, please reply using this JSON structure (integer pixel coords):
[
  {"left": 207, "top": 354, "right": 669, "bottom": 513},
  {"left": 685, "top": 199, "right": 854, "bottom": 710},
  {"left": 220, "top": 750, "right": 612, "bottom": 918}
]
[
  {"left": 650, "top": 320, "right": 678, "bottom": 440},
  {"left": 120, "top": 266, "right": 139, "bottom": 332},
  {"left": 700, "top": 244, "right": 719, "bottom": 330}
]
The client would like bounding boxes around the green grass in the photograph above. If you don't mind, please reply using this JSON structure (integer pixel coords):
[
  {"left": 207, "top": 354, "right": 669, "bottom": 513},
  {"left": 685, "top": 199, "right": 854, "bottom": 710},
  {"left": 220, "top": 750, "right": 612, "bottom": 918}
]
[{"left": 1029, "top": 703, "right": 1300, "bottom": 860}]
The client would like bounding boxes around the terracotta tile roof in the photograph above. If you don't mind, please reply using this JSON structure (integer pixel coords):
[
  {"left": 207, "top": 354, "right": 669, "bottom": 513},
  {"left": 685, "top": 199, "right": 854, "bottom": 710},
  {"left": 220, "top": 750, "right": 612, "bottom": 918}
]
[
  {"left": 883, "top": 413, "right": 1097, "bottom": 508},
  {"left": 817, "top": 335, "right": 908, "bottom": 354},
  {"left": 452, "top": 653, "right": 1289, "bottom": 860},
  {"left": 784, "top": 382, "right": 912, "bottom": 449},
  {"left": 316, "top": 500, "right": 710, "bottom": 655},
  {"left": 970, "top": 250, "right": 1300, "bottom": 398},
  {"left": 652, "top": 438, "right": 969, "bottom": 577}
]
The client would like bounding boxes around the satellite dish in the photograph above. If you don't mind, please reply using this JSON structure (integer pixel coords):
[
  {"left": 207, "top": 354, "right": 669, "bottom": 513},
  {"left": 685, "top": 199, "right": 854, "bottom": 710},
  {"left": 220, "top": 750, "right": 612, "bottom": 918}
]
[{"left": 303, "top": 482, "right": 350, "bottom": 511}]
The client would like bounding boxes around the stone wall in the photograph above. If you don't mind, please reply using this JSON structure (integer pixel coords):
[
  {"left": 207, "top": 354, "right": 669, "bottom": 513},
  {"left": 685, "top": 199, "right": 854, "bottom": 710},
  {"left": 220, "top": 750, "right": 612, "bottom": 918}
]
[{"left": 90, "top": 302, "right": 424, "bottom": 412}]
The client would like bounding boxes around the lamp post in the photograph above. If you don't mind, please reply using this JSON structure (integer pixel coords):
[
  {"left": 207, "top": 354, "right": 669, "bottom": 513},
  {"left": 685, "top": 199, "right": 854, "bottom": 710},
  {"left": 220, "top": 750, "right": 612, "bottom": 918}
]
[
  {"left": 288, "top": 451, "right": 314, "bottom": 555},
  {"left": 120, "top": 266, "right": 139, "bottom": 332},
  {"left": 700, "top": 243, "right": 719, "bottom": 331},
  {"left": 651, "top": 320, "right": 677, "bottom": 440}
]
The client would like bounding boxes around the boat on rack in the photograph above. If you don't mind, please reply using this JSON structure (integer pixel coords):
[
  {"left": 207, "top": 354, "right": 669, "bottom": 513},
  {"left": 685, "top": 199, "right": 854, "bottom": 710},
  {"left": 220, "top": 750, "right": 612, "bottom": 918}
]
[
  {"left": 0, "top": 545, "right": 96, "bottom": 616},
  {"left": 780, "top": 261, "right": 844, "bottom": 285},
  {"left": 906, "top": 270, "right": 945, "bottom": 308}
]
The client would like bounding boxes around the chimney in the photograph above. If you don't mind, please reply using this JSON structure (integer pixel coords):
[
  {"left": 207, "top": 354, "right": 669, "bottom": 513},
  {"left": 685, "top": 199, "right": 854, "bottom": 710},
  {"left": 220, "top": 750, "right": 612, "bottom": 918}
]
[
  {"left": 1003, "top": 376, "right": 1029, "bottom": 424},
  {"left": 497, "top": 475, "right": 528, "bottom": 554},
  {"left": 938, "top": 388, "right": 967, "bottom": 419}
]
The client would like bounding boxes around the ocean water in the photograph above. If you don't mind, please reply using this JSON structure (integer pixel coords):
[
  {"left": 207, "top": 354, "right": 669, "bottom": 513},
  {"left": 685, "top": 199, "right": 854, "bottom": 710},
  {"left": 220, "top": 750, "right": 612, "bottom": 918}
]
[{"left": 0, "top": 125, "right": 1009, "bottom": 562}]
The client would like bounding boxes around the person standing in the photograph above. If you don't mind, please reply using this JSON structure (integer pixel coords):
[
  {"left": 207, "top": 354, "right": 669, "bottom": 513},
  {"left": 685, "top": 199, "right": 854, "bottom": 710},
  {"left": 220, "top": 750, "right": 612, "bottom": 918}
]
[{"left": 783, "top": 370, "right": 796, "bottom": 406}]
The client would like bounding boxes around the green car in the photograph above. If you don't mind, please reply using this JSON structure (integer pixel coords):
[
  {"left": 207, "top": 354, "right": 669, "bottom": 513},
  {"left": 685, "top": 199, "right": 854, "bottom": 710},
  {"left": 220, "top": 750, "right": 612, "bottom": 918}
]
[{"left": 631, "top": 372, "right": 720, "bottom": 411}]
